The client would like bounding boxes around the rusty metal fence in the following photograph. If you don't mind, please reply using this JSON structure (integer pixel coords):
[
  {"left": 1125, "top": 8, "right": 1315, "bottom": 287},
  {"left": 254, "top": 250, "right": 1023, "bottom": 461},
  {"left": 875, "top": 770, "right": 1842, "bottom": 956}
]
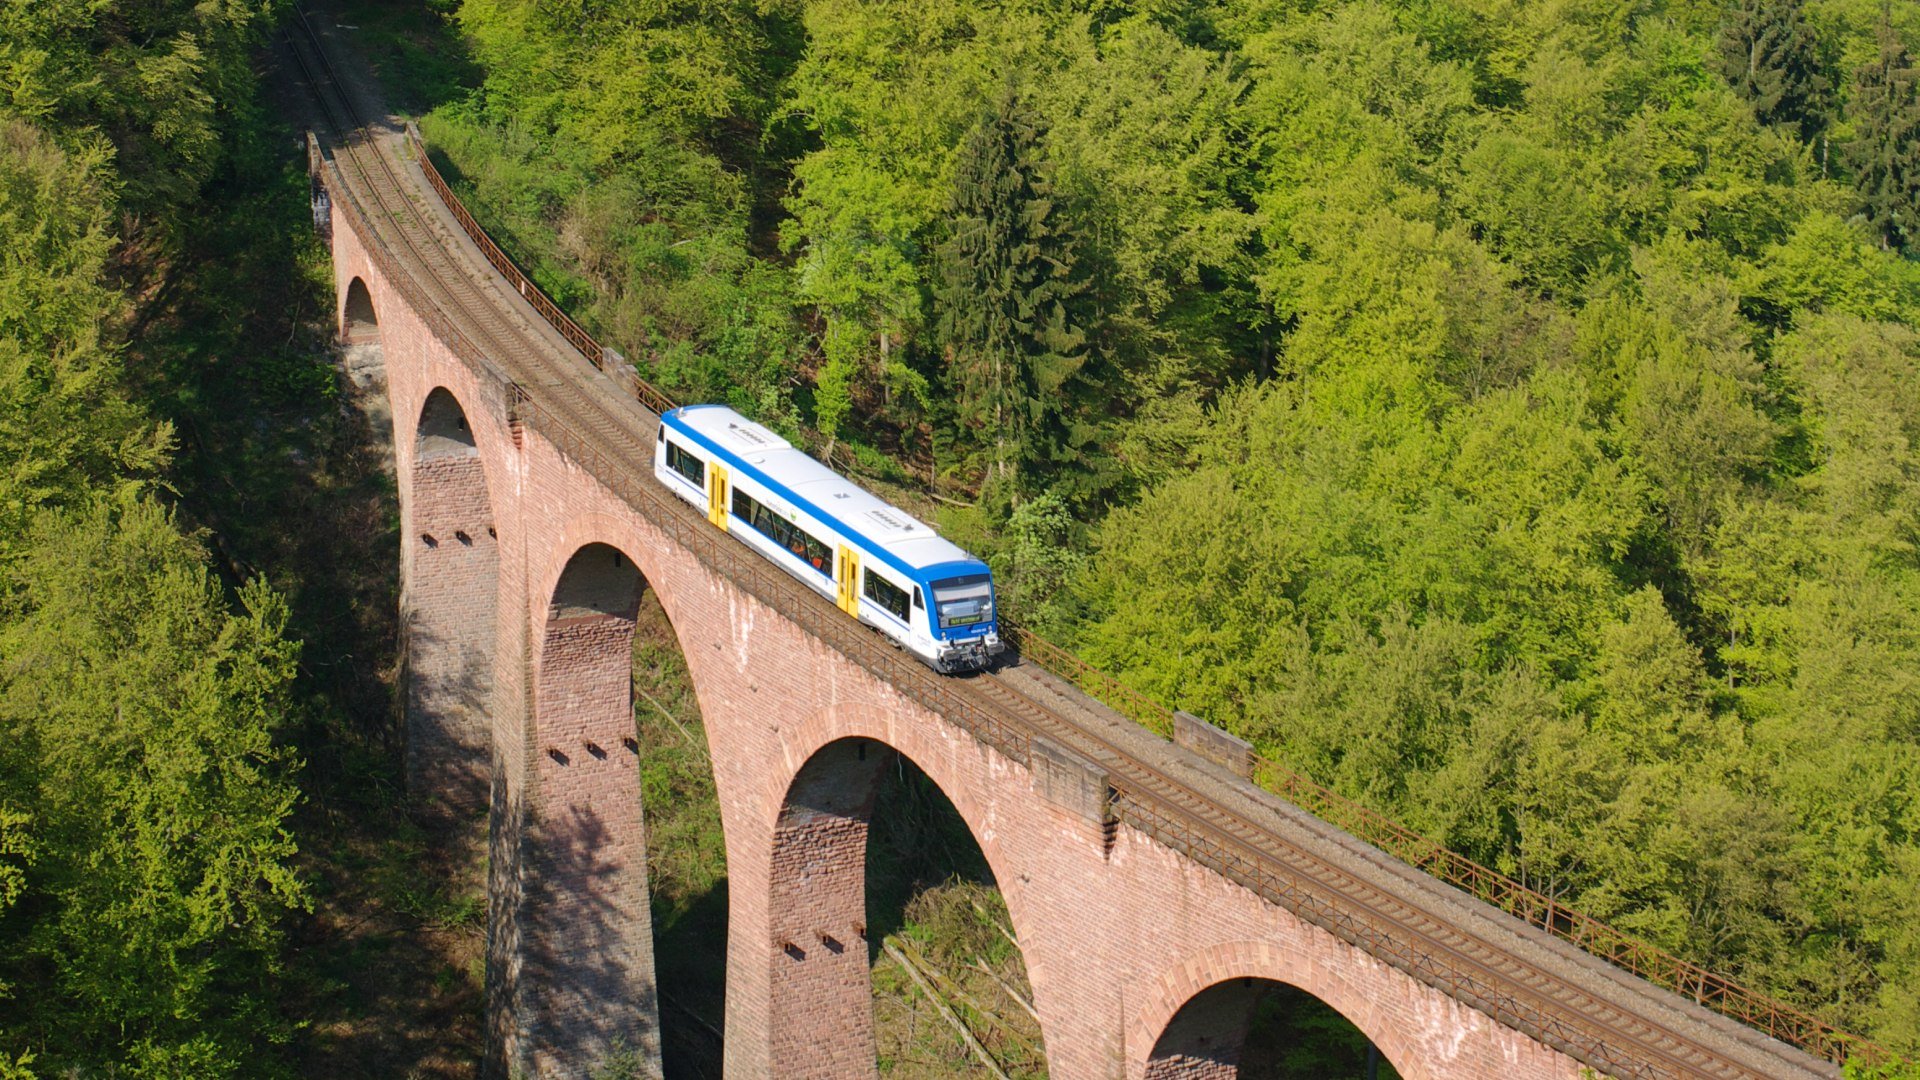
[
  {"left": 404, "top": 125, "right": 680, "bottom": 418},
  {"left": 370, "top": 114, "right": 1896, "bottom": 1073}
]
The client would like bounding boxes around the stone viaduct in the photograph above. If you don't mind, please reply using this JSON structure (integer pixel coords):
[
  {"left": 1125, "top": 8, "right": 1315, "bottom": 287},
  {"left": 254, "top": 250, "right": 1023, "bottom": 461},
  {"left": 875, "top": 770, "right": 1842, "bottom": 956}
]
[{"left": 288, "top": 10, "right": 1860, "bottom": 1080}]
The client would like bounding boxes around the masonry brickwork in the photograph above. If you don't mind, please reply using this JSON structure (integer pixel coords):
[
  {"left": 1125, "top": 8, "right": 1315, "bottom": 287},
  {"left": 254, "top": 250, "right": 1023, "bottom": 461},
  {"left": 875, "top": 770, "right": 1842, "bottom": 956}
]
[
  {"left": 329, "top": 186, "right": 1701, "bottom": 1080},
  {"left": 404, "top": 386, "right": 498, "bottom": 818}
]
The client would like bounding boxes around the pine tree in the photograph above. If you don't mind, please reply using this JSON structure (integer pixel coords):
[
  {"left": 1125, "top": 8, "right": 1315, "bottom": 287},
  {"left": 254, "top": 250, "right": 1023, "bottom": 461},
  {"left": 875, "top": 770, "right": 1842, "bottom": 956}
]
[
  {"left": 1843, "top": 15, "right": 1920, "bottom": 253},
  {"left": 1715, "top": 0, "right": 1831, "bottom": 141},
  {"left": 936, "top": 85, "right": 1088, "bottom": 493}
]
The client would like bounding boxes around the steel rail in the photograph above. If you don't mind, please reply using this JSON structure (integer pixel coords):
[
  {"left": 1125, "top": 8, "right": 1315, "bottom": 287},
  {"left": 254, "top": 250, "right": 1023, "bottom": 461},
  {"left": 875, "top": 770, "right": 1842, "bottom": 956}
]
[{"left": 283, "top": 8, "right": 1882, "bottom": 1076}]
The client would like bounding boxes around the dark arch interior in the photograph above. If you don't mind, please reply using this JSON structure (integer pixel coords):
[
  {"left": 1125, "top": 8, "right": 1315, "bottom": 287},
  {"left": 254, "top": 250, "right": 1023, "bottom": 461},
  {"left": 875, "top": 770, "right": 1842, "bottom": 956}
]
[
  {"left": 548, "top": 542, "right": 641, "bottom": 621},
  {"left": 343, "top": 276, "right": 379, "bottom": 342},
  {"left": 1150, "top": 978, "right": 1403, "bottom": 1080},
  {"left": 415, "top": 387, "right": 478, "bottom": 460}
]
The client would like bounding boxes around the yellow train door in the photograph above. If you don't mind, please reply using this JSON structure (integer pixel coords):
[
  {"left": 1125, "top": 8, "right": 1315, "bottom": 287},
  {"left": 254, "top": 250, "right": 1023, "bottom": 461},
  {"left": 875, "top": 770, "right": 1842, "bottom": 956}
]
[
  {"left": 706, "top": 464, "right": 728, "bottom": 529},
  {"left": 837, "top": 546, "right": 860, "bottom": 616}
]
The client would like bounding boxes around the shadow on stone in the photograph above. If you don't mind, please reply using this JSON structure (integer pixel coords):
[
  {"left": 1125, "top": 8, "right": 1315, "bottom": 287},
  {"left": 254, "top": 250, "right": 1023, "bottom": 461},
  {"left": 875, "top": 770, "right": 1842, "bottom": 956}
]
[{"left": 1149, "top": 979, "right": 1404, "bottom": 1080}]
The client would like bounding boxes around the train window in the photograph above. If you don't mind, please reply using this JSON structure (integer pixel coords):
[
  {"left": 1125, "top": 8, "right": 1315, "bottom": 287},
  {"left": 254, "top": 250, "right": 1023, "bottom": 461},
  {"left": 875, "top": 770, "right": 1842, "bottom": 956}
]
[
  {"left": 864, "top": 571, "right": 910, "bottom": 621},
  {"left": 733, "top": 488, "right": 832, "bottom": 578},
  {"left": 931, "top": 574, "right": 994, "bottom": 630},
  {"left": 665, "top": 440, "right": 704, "bottom": 486},
  {"left": 913, "top": 586, "right": 924, "bottom": 610}
]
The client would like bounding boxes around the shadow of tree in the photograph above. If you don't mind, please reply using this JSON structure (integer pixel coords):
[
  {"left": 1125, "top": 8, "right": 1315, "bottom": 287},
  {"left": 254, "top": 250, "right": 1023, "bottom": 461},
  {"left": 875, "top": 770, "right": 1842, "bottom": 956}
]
[{"left": 522, "top": 799, "right": 662, "bottom": 1074}]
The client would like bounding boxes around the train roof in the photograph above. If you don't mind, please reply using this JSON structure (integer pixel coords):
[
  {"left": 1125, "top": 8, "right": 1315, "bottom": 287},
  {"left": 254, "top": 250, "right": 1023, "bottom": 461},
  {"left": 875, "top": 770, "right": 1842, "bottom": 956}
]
[{"left": 662, "top": 405, "right": 987, "bottom": 583}]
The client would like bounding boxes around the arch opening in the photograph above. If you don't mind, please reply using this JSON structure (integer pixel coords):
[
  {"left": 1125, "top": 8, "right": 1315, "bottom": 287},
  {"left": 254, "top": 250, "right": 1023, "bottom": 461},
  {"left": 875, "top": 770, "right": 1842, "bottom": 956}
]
[
  {"left": 404, "top": 387, "right": 497, "bottom": 822},
  {"left": 338, "top": 277, "right": 386, "bottom": 407},
  {"left": 343, "top": 276, "right": 380, "bottom": 341},
  {"left": 416, "top": 386, "right": 477, "bottom": 460},
  {"left": 768, "top": 739, "right": 1047, "bottom": 1077},
  {"left": 1148, "top": 978, "right": 1404, "bottom": 1080}
]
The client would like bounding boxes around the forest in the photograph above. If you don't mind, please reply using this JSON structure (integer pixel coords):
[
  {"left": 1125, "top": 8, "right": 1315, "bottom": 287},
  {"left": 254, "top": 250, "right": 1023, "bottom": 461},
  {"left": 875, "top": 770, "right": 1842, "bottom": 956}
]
[{"left": 0, "top": 0, "right": 1917, "bottom": 1075}]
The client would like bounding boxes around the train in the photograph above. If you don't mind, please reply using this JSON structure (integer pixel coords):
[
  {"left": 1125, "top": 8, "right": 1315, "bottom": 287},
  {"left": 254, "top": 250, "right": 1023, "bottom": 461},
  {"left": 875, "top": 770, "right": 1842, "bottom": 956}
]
[{"left": 654, "top": 404, "right": 1004, "bottom": 674}]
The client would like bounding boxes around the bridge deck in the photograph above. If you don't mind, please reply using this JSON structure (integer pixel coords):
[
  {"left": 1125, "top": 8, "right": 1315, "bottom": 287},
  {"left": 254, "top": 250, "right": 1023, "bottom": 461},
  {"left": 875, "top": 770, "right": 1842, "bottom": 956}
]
[{"left": 281, "top": 8, "right": 1850, "bottom": 1078}]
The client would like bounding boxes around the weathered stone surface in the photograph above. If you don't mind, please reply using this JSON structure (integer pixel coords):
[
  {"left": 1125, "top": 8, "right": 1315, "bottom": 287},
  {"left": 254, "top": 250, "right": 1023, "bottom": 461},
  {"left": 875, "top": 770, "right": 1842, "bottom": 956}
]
[{"left": 1172, "top": 711, "right": 1254, "bottom": 780}]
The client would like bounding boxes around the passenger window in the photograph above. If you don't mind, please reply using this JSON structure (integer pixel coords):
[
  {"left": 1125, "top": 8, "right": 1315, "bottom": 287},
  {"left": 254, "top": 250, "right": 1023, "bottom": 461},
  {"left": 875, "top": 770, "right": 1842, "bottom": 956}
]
[
  {"left": 734, "top": 488, "right": 832, "bottom": 578},
  {"left": 665, "top": 440, "right": 703, "bottom": 486},
  {"left": 864, "top": 571, "right": 910, "bottom": 621}
]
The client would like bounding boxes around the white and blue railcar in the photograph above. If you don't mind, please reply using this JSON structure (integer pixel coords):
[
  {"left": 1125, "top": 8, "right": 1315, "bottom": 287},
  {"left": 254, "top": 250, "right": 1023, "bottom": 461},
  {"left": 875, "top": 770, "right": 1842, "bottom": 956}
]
[{"left": 653, "top": 404, "right": 1003, "bottom": 673}]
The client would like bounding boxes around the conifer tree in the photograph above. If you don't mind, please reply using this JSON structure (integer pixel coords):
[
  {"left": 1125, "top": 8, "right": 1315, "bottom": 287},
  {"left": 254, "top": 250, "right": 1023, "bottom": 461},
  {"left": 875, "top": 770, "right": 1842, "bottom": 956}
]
[
  {"left": 1715, "top": 0, "right": 1831, "bottom": 141},
  {"left": 936, "top": 85, "right": 1088, "bottom": 493},
  {"left": 1844, "top": 16, "right": 1920, "bottom": 253}
]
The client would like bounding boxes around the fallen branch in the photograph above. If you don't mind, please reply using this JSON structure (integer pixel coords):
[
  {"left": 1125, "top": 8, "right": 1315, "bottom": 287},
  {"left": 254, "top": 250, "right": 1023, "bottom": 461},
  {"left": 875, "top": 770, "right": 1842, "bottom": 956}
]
[
  {"left": 971, "top": 899, "right": 1023, "bottom": 953},
  {"left": 884, "top": 938, "right": 1011, "bottom": 1080},
  {"left": 636, "top": 686, "right": 699, "bottom": 747},
  {"left": 898, "top": 941, "right": 1044, "bottom": 1064},
  {"left": 971, "top": 957, "right": 1040, "bottom": 1024}
]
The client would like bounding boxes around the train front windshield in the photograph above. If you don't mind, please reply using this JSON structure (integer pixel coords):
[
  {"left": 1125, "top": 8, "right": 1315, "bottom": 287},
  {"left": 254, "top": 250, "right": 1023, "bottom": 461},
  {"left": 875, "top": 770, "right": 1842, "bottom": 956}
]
[{"left": 931, "top": 574, "right": 994, "bottom": 632}]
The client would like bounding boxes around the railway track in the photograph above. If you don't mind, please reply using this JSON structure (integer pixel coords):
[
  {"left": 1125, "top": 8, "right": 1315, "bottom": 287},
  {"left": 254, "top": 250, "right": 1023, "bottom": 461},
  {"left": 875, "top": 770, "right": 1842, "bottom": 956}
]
[{"left": 281, "top": 9, "right": 1849, "bottom": 1078}]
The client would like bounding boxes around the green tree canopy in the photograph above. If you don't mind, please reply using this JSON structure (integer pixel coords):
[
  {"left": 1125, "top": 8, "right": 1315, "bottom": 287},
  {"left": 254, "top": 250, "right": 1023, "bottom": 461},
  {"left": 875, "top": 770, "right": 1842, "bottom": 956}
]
[
  {"left": 0, "top": 0, "right": 276, "bottom": 218},
  {"left": 936, "top": 85, "right": 1090, "bottom": 493},
  {"left": 0, "top": 121, "right": 169, "bottom": 540},
  {"left": 0, "top": 499, "right": 305, "bottom": 1077},
  {"left": 1843, "top": 16, "right": 1920, "bottom": 253},
  {"left": 1715, "top": 0, "right": 1831, "bottom": 139}
]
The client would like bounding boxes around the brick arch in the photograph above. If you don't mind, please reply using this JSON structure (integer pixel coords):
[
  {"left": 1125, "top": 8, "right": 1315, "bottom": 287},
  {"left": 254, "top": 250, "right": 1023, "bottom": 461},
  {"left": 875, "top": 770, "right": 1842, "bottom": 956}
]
[
  {"left": 756, "top": 701, "right": 1045, "bottom": 1078},
  {"left": 1130, "top": 941, "right": 1430, "bottom": 1080},
  {"left": 403, "top": 385, "right": 499, "bottom": 820},
  {"left": 342, "top": 274, "right": 379, "bottom": 342}
]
